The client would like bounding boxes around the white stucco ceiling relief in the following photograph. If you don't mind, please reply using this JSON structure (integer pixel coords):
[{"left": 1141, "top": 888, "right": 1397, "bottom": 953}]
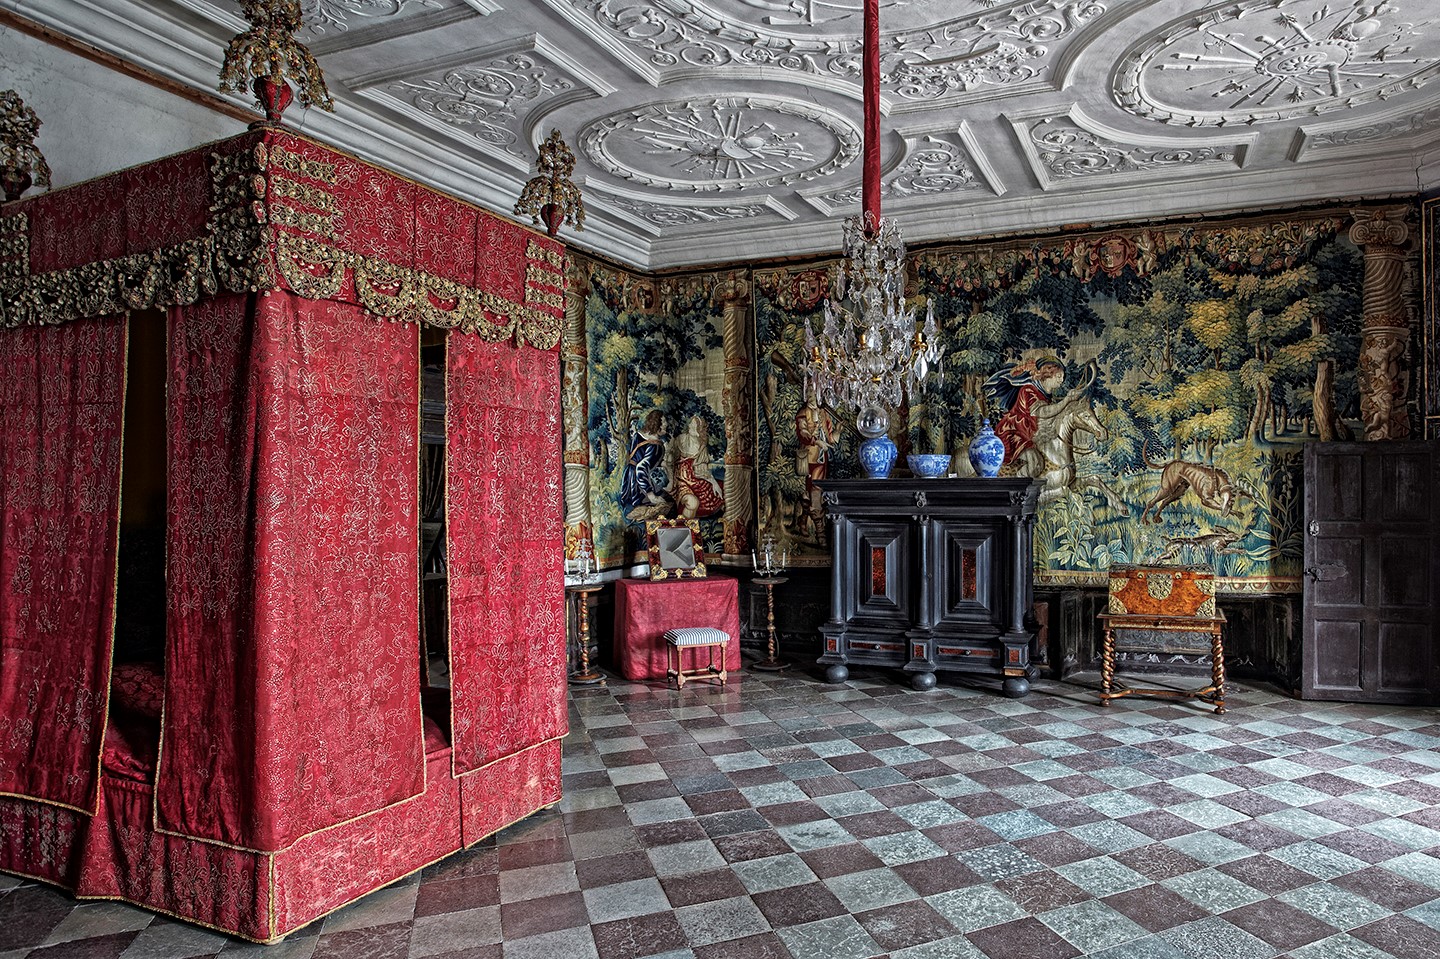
[
  {"left": 1009, "top": 109, "right": 1247, "bottom": 188},
  {"left": 6, "top": 0, "right": 1440, "bottom": 270},
  {"left": 346, "top": 38, "right": 612, "bottom": 167},
  {"left": 1113, "top": 0, "right": 1440, "bottom": 127},
  {"left": 800, "top": 128, "right": 997, "bottom": 217},
  {"left": 540, "top": 0, "right": 1110, "bottom": 101},
  {"left": 579, "top": 96, "right": 861, "bottom": 191}
]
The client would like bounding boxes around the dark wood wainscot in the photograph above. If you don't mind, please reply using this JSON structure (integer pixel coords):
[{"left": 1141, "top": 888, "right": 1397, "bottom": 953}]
[{"left": 816, "top": 478, "right": 1042, "bottom": 696}]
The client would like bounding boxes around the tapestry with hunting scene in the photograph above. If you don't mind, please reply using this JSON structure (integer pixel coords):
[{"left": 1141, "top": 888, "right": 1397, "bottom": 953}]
[{"left": 757, "top": 208, "right": 1380, "bottom": 592}]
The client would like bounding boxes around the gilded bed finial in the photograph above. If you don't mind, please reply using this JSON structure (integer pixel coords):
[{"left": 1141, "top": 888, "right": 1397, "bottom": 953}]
[
  {"left": 0, "top": 90, "right": 51, "bottom": 201},
  {"left": 514, "top": 130, "right": 585, "bottom": 237},
  {"left": 219, "top": 0, "right": 334, "bottom": 125}
]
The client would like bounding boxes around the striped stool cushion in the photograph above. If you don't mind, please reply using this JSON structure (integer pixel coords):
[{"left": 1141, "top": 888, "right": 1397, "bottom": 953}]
[{"left": 663, "top": 627, "right": 731, "bottom": 647}]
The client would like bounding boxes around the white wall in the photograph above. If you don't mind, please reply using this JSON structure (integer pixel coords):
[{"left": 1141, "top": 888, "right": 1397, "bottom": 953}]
[{"left": 0, "top": 25, "right": 237, "bottom": 191}]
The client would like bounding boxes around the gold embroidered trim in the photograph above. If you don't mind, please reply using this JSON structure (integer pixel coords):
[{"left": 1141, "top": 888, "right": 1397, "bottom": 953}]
[
  {"left": 270, "top": 173, "right": 339, "bottom": 215},
  {"left": 269, "top": 143, "right": 338, "bottom": 184},
  {"left": 0, "top": 212, "right": 28, "bottom": 295},
  {"left": 274, "top": 232, "right": 563, "bottom": 349},
  {"left": 527, "top": 239, "right": 564, "bottom": 269},
  {"left": 270, "top": 203, "right": 335, "bottom": 238},
  {"left": 0, "top": 144, "right": 557, "bottom": 349}
]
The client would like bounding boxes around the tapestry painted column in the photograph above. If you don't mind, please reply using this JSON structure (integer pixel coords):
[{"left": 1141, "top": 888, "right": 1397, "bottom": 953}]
[
  {"left": 562, "top": 258, "right": 593, "bottom": 550},
  {"left": 1348, "top": 207, "right": 1414, "bottom": 441},
  {"left": 716, "top": 270, "right": 753, "bottom": 560}
]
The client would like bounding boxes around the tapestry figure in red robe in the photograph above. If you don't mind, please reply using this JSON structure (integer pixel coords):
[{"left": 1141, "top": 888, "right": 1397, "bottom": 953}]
[{"left": 984, "top": 354, "right": 1066, "bottom": 461}]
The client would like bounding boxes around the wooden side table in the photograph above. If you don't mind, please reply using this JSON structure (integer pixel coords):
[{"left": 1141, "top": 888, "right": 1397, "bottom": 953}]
[
  {"left": 567, "top": 583, "right": 605, "bottom": 685},
  {"left": 1098, "top": 611, "right": 1227, "bottom": 714}
]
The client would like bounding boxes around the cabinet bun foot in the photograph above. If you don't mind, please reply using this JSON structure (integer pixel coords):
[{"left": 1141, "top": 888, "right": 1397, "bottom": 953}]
[
  {"left": 1002, "top": 676, "right": 1030, "bottom": 698},
  {"left": 910, "top": 671, "right": 937, "bottom": 692},
  {"left": 824, "top": 664, "right": 850, "bottom": 684}
]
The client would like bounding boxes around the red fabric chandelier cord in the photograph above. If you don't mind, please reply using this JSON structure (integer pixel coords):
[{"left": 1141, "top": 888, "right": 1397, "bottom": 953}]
[{"left": 862, "top": 0, "right": 881, "bottom": 234}]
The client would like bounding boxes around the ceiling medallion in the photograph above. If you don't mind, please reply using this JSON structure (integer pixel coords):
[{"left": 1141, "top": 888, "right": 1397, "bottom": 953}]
[
  {"left": 581, "top": 97, "right": 860, "bottom": 192},
  {"left": 1115, "top": 0, "right": 1440, "bottom": 126}
]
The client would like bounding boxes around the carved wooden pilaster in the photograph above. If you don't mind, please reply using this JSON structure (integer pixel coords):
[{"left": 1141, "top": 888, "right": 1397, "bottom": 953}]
[
  {"left": 716, "top": 270, "right": 754, "bottom": 559},
  {"left": 1349, "top": 207, "right": 1414, "bottom": 441},
  {"left": 561, "top": 258, "right": 593, "bottom": 546}
]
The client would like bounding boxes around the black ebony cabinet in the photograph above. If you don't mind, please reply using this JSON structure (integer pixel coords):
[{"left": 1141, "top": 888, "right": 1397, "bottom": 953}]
[{"left": 816, "top": 477, "right": 1041, "bottom": 697}]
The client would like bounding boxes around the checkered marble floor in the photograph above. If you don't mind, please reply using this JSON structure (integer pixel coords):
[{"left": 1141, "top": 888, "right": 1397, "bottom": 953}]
[{"left": 4, "top": 669, "right": 1440, "bottom": 959}]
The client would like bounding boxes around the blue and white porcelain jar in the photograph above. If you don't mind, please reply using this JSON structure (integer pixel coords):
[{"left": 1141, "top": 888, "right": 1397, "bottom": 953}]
[
  {"left": 858, "top": 434, "right": 898, "bottom": 479},
  {"left": 968, "top": 419, "right": 1005, "bottom": 478}
]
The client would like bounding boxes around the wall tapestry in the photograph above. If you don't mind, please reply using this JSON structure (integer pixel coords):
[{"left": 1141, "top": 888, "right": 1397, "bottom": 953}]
[
  {"left": 758, "top": 210, "right": 1376, "bottom": 591},
  {"left": 573, "top": 257, "right": 731, "bottom": 569}
]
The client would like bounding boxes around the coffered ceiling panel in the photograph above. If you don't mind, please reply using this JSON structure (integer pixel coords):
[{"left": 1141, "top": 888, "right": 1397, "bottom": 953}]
[{"left": 5, "top": 0, "right": 1439, "bottom": 270}]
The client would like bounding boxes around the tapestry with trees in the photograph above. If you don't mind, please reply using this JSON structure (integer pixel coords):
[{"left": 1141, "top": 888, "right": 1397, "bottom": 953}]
[
  {"left": 758, "top": 208, "right": 1373, "bottom": 591},
  {"left": 580, "top": 261, "right": 727, "bottom": 569}
]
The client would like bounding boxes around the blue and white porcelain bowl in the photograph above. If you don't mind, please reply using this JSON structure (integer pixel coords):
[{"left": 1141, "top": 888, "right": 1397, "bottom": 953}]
[{"left": 907, "top": 454, "right": 952, "bottom": 479}]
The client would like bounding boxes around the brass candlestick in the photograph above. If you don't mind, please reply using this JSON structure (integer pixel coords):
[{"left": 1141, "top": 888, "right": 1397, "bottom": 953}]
[
  {"left": 568, "top": 583, "right": 604, "bottom": 685},
  {"left": 751, "top": 574, "right": 789, "bottom": 671},
  {"left": 751, "top": 533, "right": 790, "bottom": 671}
]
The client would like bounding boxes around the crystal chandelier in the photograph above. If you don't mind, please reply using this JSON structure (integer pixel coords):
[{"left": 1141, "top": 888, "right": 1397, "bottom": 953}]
[{"left": 800, "top": 0, "right": 942, "bottom": 475}]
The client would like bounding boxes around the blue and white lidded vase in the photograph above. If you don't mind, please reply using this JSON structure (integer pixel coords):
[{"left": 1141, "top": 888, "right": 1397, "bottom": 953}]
[{"left": 968, "top": 419, "right": 1005, "bottom": 478}]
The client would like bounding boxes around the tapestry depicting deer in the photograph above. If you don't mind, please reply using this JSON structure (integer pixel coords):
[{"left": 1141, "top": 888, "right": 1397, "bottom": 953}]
[{"left": 758, "top": 209, "right": 1381, "bottom": 590}]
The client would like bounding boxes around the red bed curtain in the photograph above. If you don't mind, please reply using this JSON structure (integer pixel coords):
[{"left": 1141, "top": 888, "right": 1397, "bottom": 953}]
[
  {"left": 158, "top": 291, "right": 424, "bottom": 852},
  {"left": 446, "top": 335, "right": 567, "bottom": 774},
  {"left": 0, "top": 316, "right": 127, "bottom": 813}
]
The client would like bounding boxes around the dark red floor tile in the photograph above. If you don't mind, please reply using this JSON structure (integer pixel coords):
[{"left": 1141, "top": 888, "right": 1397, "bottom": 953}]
[
  {"left": 995, "top": 871, "right": 1091, "bottom": 912},
  {"left": 1350, "top": 914, "right": 1440, "bottom": 959},
  {"left": 498, "top": 890, "right": 589, "bottom": 941},
  {"left": 592, "top": 911, "right": 688, "bottom": 959},
  {"left": 761, "top": 800, "right": 829, "bottom": 827},
  {"left": 893, "top": 855, "right": 985, "bottom": 897},
  {"left": 857, "top": 899, "right": 958, "bottom": 952},
  {"left": 685, "top": 789, "right": 750, "bottom": 816},
  {"left": 414, "top": 874, "right": 500, "bottom": 918},
  {"left": 660, "top": 868, "right": 748, "bottom": 908},
  {"left": 1212, "top": 820, "right": 1303, "bottom": 853},
  {"left": 1315, "top": 830, "right": 1410, "bottom": 865},
  {"left": 1102, "top": 885, "right": 1208, "bottom": 933},
  {"left": 635, "top": 819, "right": 708, "bottom": 847},
  {"left": 1014, "top": 832, "right": 1099, "bottom": 867},
  {"left": 751, "top": 881, "right": 847, "bottom": 927},
  {"left": 0, "top": 886, "right": 78, "bottom": 950},
  {"left": 24, "top": 931, "right": 145, "bottom": 959},
  {"left": 922, "top": 821, "right": 1004, "bottom": 853},
  {"left": 713, "top": 829, "right": 792, "bottom": 864},
  {"left": 693, "top": 931, "right": 791, "bottom": 959},
  {"left": 312, "top": 922, "right": 412, "bottom": 959},
  {"left": 576, "top": 849, "right": 656, "bottom": 888},
  {"left": 838, "top": 810, "right": 914, "bottom": 840},
  {"left": 1215, "top": 855, "right": 1317, "bottom": 895},
  {"left": 799, "top": 843, "right": 885, "bottom": 879},
  {"left": 1223, "top": 900, "right": 1336, "bottom": 950},
  {"left": 966, "top": 916, "right": 1080, "bottom": 959},
  {"left": 1112, "top": 843, "right": 1206, "bottom": 881},
  {"left": 1334, "top": 865, "right": 1440, "bottom": 911}
]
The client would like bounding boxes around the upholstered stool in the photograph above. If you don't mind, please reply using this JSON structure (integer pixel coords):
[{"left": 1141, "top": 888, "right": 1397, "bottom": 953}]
[{"left": 663, "top": 627, "right": 731, "bottom": 688}]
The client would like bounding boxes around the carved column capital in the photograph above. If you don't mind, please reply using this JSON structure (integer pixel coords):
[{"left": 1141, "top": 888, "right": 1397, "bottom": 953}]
[
  {"left": 1348, "top": 207, "right": 1415, "bottom": 440},
  {"left": 1348, "top": 206, "right": 1410, "bottom": 250}
]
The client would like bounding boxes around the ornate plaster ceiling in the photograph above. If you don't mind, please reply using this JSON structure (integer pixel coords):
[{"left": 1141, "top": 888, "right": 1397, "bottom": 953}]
[{"left": 7, "top": 0, "right": 1440, "bottom": 270}]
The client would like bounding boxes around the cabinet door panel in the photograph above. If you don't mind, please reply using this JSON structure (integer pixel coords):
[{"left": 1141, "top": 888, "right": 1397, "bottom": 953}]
[
  {"left": 852, "top": 519, "right": 912, "bottom": 625},
  {"left": 934, "top": 520, "right": 1002, "bottom": 625}
]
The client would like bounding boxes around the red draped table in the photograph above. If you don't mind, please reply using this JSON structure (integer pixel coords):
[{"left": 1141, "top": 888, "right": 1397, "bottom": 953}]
[{"left": 614, "top": 577, "right": 740, "bottom": 681}]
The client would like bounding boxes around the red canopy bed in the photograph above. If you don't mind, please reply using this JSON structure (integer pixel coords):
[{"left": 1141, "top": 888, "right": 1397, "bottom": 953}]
[{"left": 0, "top": 129, "right": 567, "bottom": 941}]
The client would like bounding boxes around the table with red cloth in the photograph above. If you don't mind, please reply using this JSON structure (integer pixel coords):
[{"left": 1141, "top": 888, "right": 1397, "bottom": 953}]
[{"left": 614, "top": 577, "right": 741, "bottom": 681}]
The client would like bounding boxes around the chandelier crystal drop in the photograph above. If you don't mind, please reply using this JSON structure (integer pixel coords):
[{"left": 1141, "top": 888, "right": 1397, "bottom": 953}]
[{"left": 802, "top": 213, "right": 943, "bottom": 437}]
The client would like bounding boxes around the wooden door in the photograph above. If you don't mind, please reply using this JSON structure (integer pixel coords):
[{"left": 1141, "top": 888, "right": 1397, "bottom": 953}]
[{"left": 1303, "top": 442, "right": 1440, "bottom": 704}]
